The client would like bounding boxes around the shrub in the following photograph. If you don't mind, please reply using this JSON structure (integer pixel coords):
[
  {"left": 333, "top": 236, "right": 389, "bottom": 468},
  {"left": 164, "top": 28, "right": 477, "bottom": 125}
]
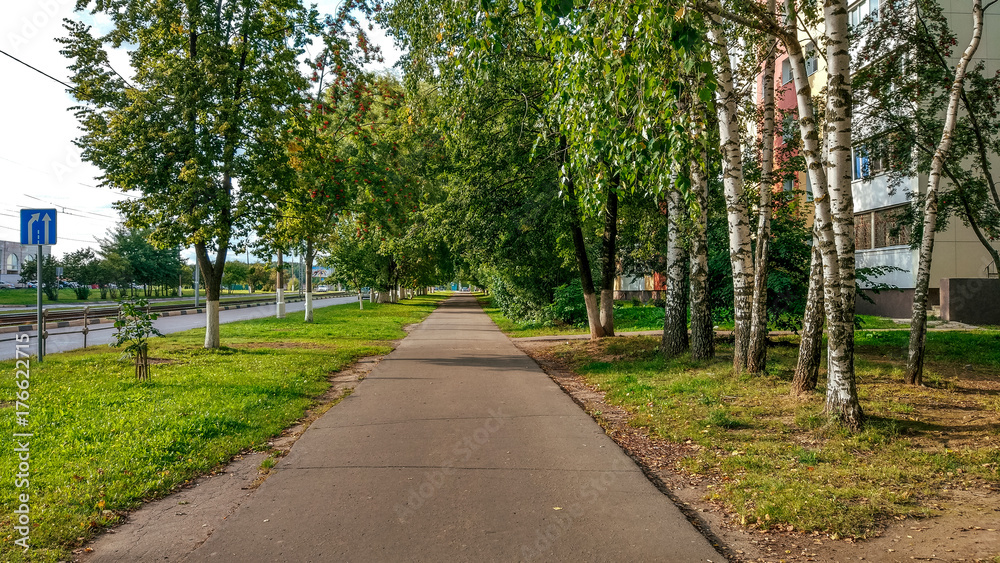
[{"left": 545, "top": 280, "right": 588, "bottom": 325}]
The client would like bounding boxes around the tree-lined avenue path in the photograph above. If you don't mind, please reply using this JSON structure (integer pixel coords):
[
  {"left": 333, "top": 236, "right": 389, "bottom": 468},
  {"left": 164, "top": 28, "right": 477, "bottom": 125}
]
[{"left": 92, "top": 294, "right": 722, "bottom": 561}]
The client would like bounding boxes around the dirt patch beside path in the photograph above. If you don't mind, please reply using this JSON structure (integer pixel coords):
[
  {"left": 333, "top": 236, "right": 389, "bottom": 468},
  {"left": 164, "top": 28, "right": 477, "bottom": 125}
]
[{"left": 515, "top": 339, "right": 1000, "bottom": 563}]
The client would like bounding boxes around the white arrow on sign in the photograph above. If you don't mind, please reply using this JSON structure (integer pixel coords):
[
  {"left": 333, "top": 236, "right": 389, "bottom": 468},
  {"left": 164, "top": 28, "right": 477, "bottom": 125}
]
[
  {"left": 41, "top": 213, "right": 52, "bottom": 245},
  {"left": 27, "top": 213, "right": 39, "bottom": 243}
]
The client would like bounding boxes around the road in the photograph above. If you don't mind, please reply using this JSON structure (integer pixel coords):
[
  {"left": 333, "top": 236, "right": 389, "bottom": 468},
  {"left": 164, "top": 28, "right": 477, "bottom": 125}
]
[{"left": 0, "top": 295, "right": 361, "bottom": 361}]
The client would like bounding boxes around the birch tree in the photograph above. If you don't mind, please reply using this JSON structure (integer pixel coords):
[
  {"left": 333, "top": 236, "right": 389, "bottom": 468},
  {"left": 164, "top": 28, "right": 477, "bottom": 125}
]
[
  {"left": 706, "top": 9, "right": 755, "bottom": 372},
  {"left": 905, "top": 0, "right": 985, "bottom": 384},
  {"left": 700, "top": 0, "right": 865, "bottom": 428}
]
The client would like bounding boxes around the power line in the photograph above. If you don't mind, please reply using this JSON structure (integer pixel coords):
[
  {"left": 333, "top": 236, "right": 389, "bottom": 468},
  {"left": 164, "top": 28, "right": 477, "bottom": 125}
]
[
  {"left": 0, "top": 155, "right": 138, "bottom": 199},
  {"left": 22, "top": 194, "right": 117, "bottom": 219},
  {"left": 0, "top": 224, "right": 99, "bottom": 244},
  {"left": 0, "top": 48, "right": 76, "bottom": 91}
]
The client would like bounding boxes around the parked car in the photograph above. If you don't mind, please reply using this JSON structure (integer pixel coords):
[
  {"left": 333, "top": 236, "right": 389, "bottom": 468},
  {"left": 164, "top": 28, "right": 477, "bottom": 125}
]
[
  {"left": 317, "top": 285, "right": 330, "bottom": 292},
  {"left": 0, "top": 282, "right": 14, "bottom": 289}
]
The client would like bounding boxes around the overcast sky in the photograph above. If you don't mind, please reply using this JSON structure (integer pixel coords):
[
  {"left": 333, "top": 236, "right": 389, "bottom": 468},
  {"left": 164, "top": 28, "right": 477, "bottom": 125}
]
[{"left": 0, "top": 0, "right": 402, "bottom": 263}]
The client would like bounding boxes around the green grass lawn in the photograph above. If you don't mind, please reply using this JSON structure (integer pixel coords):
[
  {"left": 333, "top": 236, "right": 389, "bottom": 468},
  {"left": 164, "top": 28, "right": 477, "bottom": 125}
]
[
  {"left": 0, "top": 294, "right": 445, "bottom": 561},
  {"left": 477, "top": 295, "right": 903, "bottom": 338},
  {"left": 538, "top": 329, "right": 1000, "bottom": 538},
  {"left": 476, "top": 294, "right": 668, "bottom": 337}
]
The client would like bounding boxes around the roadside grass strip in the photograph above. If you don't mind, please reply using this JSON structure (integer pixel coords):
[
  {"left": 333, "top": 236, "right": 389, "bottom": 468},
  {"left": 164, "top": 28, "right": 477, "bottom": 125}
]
[
  {"left": 537, "top": 331, "right": 1000, "bottom": 539},
  {"left": 0, "top": 294, "right": 446, "bottom": 562}
]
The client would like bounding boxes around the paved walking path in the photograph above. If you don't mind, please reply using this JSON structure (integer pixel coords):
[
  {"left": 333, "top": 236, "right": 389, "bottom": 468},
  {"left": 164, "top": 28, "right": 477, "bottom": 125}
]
[{"left": 100, "top": 295, "right": 723, "bottom": 562}]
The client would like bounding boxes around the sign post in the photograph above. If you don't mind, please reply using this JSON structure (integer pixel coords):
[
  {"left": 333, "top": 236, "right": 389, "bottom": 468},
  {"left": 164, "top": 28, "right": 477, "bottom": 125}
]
[{"left": 21, "top": 209, "right": 57, "bottom": 362}]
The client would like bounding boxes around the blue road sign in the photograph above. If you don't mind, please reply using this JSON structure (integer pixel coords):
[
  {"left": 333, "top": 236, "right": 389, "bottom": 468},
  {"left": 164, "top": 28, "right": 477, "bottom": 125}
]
[{"left": 20, "top": 209, "right": 57, "bottom": 245}]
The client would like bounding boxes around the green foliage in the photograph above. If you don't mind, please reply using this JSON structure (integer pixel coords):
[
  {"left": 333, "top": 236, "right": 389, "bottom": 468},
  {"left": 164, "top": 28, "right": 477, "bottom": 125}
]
[
  {"left": 852, "top": 0, "right": 1000, "bottom": 265},
  {"left": 19, "top": 253, "right": 59, "bottom": 301},
  {"left": 112, "top": 298, "right": 163, "bottom": 380},
  {"left": 97, "top": 225, "right": 183, "bottom": 298},
  {"left": 545, "top": 279, "right": 588, "bottom": 325}
]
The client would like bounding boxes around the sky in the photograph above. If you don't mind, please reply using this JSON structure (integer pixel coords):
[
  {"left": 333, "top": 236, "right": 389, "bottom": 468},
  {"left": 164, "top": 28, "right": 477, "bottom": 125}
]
[{"left": 0, "top": 0, "right": 402, "bottom": 264}]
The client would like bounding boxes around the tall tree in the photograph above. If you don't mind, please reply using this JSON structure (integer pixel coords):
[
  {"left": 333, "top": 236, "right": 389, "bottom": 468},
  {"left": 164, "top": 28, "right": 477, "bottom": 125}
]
[
  {"left": 746, "top": 10, "right": 778, "bottom": 374},
  {"left": 700, "top": 0, "right": 865, "bottom": 428},
  {"left": 905, "top": 0, "right": 985, "bottom": 384},
  {"left": 852, "top": 0, "right": 995, "bottom": 384},
  {"left": 61, "top": 0, "right": 314, "bottom": 348},
  {"left": 706, "top": 7, "right": 755, "bottom": 372}
]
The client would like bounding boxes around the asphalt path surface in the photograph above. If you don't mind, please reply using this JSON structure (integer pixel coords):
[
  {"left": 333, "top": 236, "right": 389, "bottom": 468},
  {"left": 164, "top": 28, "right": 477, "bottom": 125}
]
[
  {"left": 171, "top": 294, "right": 722, "bottom": 562},
  {"left": 0, "top": 295, "right": 361, "bottom": 361}
]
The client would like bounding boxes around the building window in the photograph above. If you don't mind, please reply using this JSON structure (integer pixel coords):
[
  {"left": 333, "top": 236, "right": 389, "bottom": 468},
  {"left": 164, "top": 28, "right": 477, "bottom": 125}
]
[
  {"left": 874, "top": 206, "right": 910, "bottom": 248},
  {"left": 849, "top": 0, "right": 878, "bottom": 27},
  {"left": 805, "top": 173, "right": 814, "bottom": 202},
  {"left": 855, "top": 213, "right": 872, "bottom": 250},
  {"left": 783, "top": 177, "right": 794, "bottom": 192},
  {"left": 853, "top": 139, "right": 885, "bottom": 180},
  {"left": 804, "top": 42, "right": 818, "bottom": 76},
  {"left": 781, "top": 58, "right": 793, "bottom": 85},
  {"left": 6, "top": 253, "right": 18, "bottom": 273},
  {"left": 782, "top": 114, "right": 798, "bottom": 144}
]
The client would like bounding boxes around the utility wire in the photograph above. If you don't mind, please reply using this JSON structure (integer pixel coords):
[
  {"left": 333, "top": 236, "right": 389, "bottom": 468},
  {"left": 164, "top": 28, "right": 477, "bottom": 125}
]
[
  {"left": 0, "top": 48, "right": 77, "bottom": 91},
  {"left": 22, "top": 195, "right": 117, "bottom": 219},
  {"left": 0, "top": 224, "right": 98, "bottom": 244},
  {"left": 0, "top": 155, "right": 137, "bottom": 199}
]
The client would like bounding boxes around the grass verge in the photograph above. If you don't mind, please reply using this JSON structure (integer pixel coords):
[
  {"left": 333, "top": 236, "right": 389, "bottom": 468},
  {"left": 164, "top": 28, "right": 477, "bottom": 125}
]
[
  {"left": 533, "top": 330, "right": 1000, "bottom": 539},
  {"left": 0, "top": 294, "right": 446, "bottom": 561},
  {"left": 478, "top": 294, "right": 902, "bottom": 338},
  {"left": 476, "top": 294, "right": 668, "bottom": 337}
]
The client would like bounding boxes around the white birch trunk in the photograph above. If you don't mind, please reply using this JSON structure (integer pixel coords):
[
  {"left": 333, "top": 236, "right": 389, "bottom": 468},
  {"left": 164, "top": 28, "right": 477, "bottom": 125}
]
[
  {"left": 690, "top": 149, "right": 714, "bottom": 360},
  {"left": 906, "top": 0, "right": 983, "bottom": 385},
  {"left": 707, "top": 14, "right": 754, "bottom": 372},
  {"left": 747, "top": 17, "right": 777, "bottom": 374},
  {"left": 820, "top": 0, "right": 862, "bottom": 429},
  {"left": 663, "top": 189, "right": 690, "bottom": 358}
]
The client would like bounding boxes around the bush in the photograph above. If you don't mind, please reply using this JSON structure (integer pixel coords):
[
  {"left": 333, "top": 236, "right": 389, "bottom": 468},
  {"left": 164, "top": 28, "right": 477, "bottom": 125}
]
[
  {"left": 74, "top": 286, "right": 91, "bottom": 300},
  {"left": 545, "top": 280, "right": 588, "bottom": 325}
]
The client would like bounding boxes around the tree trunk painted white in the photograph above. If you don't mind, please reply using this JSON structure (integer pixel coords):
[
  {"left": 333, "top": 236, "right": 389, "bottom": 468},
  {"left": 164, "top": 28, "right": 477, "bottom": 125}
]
[
  {"left": 663, "top": 188, "right": 689, "bottom": 358},
  {"left": 906, "top": 0, "right": 983, "bottom": 385},
  {"left": 204, "top": 300, "right": 220, "bottom": 349},
  {"left": 357, "top": 290, "right": 364, "bottom": 310},
  {"left": 561, "top": 136, "right": 606, "bottom": 340},
  {"left": 747, "top": 23, "right": 777, "bottom": 374},
  {"left": 304, "top": 238, "right": 315, "bottom": 323},
  {"left": 276, "top": 251, "right": 285, "bottom": 319},
  {"left": 195, "top": 241, "right": 227, "bottom": 349},
  {"left": 707, "top": 14, "right": 754, "bottom": 372},
  {"left": 690, "top": 149, "right": 714, "bottom": 360}
]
